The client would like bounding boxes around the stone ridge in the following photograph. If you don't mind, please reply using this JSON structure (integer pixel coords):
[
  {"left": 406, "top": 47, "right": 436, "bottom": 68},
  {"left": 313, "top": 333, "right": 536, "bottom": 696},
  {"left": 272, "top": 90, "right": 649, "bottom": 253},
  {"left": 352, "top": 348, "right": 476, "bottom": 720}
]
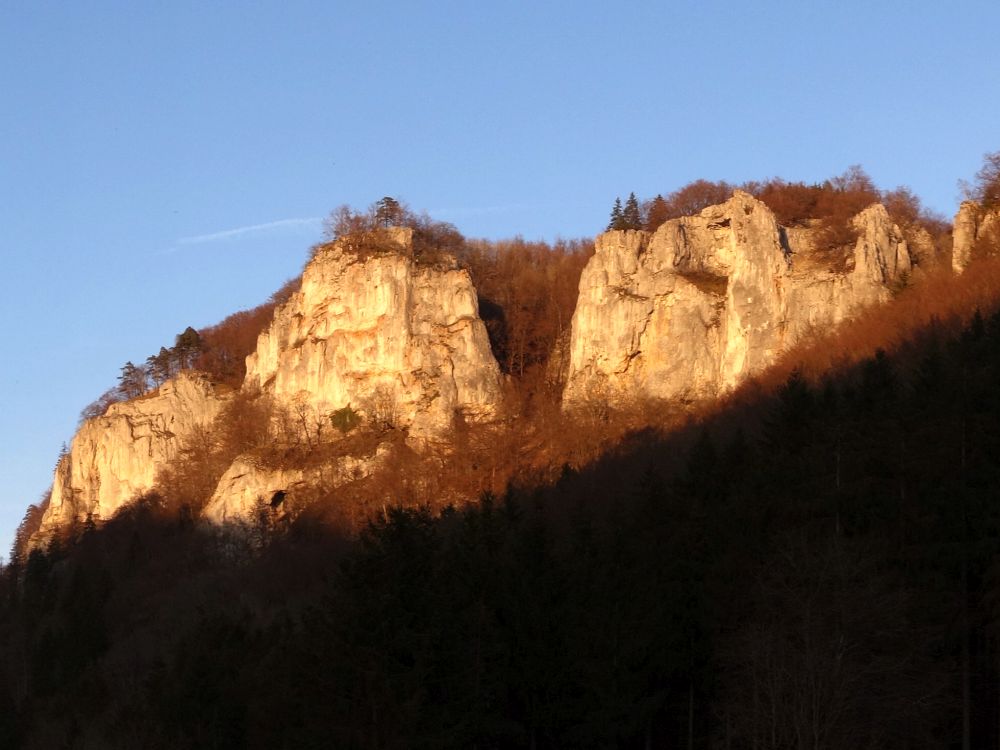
[
  {"left": 562, "top": 191, "right": 911, "bottom": 406},
  {"left": 30, "top": 194, "right": 921, "bottom": 539}
]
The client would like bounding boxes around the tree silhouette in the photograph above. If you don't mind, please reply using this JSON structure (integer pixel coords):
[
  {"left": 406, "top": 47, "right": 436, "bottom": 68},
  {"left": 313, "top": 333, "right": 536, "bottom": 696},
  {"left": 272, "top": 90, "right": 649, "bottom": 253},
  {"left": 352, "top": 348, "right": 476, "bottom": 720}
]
[
  {"left": 117, "top": 361, "right": 147, "bottom": 399},
  {"left": 622, "top": 192, "right": 642, "bottom": 229},
  {"left": 607, "top": 197, "right": 624, "bottom": 231},
  {"left": 374, "top": 196, "right": 403, "bottom": 227}
]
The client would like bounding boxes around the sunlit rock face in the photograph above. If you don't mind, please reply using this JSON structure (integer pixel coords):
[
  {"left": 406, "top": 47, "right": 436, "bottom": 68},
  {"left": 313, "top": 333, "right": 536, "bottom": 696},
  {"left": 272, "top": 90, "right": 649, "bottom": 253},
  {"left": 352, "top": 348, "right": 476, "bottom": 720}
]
[
  {"left": 35, "top": 373, "right": 225, "bottom": 541},
  {"left": 244, "top": 228, "right": 503, "bottom": 439},
  {"left": 953, "top": 200, "right": 1000, "bottom": 273},
  {"left": 202, "top": 449, "right": 386, "bottom": 525},
  {"left": 562, "top": 192, "right": 911, "bottom": 406}
]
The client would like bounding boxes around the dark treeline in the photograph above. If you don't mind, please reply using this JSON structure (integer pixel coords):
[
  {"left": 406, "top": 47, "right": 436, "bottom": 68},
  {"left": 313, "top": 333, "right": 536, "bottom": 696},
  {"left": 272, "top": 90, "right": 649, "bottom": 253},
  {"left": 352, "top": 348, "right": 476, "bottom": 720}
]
[{"left": 7, "top": 299, "right": 1000, "bottom": 747}]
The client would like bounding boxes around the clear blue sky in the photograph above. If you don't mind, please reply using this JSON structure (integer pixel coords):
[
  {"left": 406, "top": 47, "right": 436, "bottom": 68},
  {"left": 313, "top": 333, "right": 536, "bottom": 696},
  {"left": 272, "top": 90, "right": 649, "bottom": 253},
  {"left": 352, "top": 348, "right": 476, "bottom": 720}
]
[{"left": 1, "top": 1, "right": 997, "bottom": 557}]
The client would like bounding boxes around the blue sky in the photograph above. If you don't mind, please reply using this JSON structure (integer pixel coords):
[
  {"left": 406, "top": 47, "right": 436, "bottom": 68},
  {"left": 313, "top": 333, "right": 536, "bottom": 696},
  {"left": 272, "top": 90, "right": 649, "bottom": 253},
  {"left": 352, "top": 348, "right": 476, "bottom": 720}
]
[{"left": 1, "top": 1, "right": 998, "bottom": 556}]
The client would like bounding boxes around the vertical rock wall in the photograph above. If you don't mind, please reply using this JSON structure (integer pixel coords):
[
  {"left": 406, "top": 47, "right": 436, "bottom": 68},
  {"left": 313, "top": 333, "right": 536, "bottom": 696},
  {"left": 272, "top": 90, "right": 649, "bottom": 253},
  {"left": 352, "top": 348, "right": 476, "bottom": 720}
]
[
  {"left": 563, "top": 192, "right": 911, "bottom": 406},
  {"left": 35, "top": 373, "right": 225, "bottom": 540},
  {"left": 953, "top": 200, "right": 999, "bottom": 273},
  {"left": 244, "top": 228, "right": 503, "bottom": 439}
]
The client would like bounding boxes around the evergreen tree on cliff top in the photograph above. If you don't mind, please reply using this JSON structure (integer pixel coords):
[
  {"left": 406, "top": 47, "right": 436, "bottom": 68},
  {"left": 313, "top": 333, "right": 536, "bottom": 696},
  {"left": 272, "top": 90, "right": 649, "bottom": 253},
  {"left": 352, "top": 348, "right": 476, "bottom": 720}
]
[
  {"left": 607, "top": 197, "right": 624, "bottom": 231},
  {"left": 173, "top": 327, "right": 202, "bottom": 370},
  {"left": 622, "top": 192, "right": 642, "bottom": 230},
  {"left": 375, "top": 196, "right": 403, "bottom": 227}
]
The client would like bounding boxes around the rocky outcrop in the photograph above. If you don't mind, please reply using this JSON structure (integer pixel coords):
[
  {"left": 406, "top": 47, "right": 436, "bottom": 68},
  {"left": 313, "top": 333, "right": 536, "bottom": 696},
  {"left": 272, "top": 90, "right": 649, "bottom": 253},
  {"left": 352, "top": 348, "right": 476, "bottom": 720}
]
[
  {"left": 203, "top": 449, "right": 386, "bottom": 524},
  {"left": 563, "top": 192, "right": 911, "bottom": 406},
  {"left": 244, "top": 228, "right": 503, "bottom": 439},
  {"left": 32, "top": 230, "right": 504, "bottom": 540},
  {"left": 953, "top": 201, "right": 1000, "bottom": 272},
  {"left": 35, "top": 373, "right": 225, "bottom": 540}
]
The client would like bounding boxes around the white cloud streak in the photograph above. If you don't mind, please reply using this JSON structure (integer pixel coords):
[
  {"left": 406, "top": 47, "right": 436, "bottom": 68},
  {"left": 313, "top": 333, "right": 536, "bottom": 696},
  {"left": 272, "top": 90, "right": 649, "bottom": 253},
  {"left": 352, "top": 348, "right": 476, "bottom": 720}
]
[{"left": 177, "top": 217, "right": 321, "bottom": 245}]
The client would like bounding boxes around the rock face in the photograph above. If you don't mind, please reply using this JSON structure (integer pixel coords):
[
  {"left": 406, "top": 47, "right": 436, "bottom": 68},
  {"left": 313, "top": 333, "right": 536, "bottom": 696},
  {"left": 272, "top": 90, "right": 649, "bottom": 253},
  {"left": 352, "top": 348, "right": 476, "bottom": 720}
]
[
  {"left": 953, "top": 201, "right": 999, "bottom": 272},
  {"left": 35, "top": 373, "right": 225, "bottom": 540},
  {"left": 244, "top": 228, "right": 503, "bottom": 439},
  {"left": 203, "top": 448, "right": 387, "bottom": 525},
  {"left": 563, "top": 192, "right": 911, "bottom": 406}
]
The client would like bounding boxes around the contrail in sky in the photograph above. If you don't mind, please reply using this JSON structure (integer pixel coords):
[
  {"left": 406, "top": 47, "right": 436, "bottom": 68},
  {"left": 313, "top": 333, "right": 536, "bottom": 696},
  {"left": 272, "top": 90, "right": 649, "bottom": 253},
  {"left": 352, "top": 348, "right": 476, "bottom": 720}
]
[{"left": 177, "top": 216, "right": 321, "bottom": 245}]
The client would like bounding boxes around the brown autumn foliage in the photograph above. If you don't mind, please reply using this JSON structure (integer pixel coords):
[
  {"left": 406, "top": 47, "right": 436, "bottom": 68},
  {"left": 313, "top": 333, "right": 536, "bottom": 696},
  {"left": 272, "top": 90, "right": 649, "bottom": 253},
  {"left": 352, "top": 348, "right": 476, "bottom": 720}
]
[
  {"left": 10, "top": 494, "right": 49, "bottom": 563},
  {"left": 644, "top": 171, "right": 879, "bottom": 247},
  {"left": 643, "top": 179, "right": 735, "bottom": 230},
  {"left": 747, "top": 166, "right": 880, "bottom": 251},
  {"left": 456, "top": 238, "right": 593, "bottom": 388},
  {"left": 193, "top": 277, "right": 300, "bottom": 387},
  {"left": 748, "top": 179, "right": 821, "bottom": 227},
  {"left": 641, "top": 168, "right": 949, "bottom": 267},
  {"left": 970, "top": 221, "right": 1000, "bottom": 266},
  {"left": 154, "top": 390, "right": 276, "bottom": 516},
  {"left": 963, "top": 150, "right": 1000, "bottom": 208},
  {"left": 79, "top": 387, "right": 125, "bottom": 423},
  {"left": 742, "top": 254, "right": 1000, "bottom": 394},
  {"left": 319, "top": 198, "right": 466, "bottom": 267}
]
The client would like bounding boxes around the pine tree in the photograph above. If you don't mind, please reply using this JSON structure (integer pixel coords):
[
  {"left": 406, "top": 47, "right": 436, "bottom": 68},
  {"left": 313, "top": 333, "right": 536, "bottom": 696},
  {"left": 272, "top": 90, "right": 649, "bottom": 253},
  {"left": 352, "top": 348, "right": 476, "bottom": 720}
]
[
  {"left": 118, "top": 361, "right": 147, "bottom": 399},
  {"left": 607, "top": 197, "right": 624, "bottom": 231},
  {"left": 146, "top": 347, "right": 174, "bottom": 387},
  {"left": 174, "top": 327, "right": 202, "bottom": 370},
  {"left": 374, "top": 196, "right": 403, "bottom": 227},
  {"left": 622, "top": 192, "right": 642, "bottom": 230}
]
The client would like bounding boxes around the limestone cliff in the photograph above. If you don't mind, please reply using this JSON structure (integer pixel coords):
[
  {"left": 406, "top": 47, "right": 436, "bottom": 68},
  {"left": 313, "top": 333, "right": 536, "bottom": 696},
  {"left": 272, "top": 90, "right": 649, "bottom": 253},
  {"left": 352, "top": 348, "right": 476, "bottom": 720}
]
[
  {"left": 562, "top": 192, "right": 911, "bottom": 406},
  {"left": 33, "top": 229, "right": 504, "bottom": 538},
  {"left": 244, "top": 228, "right": 503, "bottom": 439},
  {"left": 35, "top": 373, "right": 225, "bottom": 540},
  {"left": 31, "top": 197, "right": 917, "bottom": 539},
  {"left": 953, "top": 201, "right": 1000, "bottom": 272}
]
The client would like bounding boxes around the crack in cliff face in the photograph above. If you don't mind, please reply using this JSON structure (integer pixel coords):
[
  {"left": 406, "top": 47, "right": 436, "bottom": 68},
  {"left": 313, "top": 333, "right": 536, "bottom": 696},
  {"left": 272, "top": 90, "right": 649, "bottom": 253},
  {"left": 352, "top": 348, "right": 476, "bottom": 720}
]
[
  {"left": 618, "top": 296, "right": 658, "bottom": 375},
  {"left": 609, "top": 283, "right": 649, "bottom": 302}
]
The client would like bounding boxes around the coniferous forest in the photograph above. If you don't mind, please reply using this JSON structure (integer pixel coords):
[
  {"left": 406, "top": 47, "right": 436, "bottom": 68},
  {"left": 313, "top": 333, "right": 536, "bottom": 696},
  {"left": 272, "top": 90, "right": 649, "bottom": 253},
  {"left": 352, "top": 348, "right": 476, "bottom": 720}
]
[{"left": 5, "top": 294, "right": 1000, "bottom": 747}]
